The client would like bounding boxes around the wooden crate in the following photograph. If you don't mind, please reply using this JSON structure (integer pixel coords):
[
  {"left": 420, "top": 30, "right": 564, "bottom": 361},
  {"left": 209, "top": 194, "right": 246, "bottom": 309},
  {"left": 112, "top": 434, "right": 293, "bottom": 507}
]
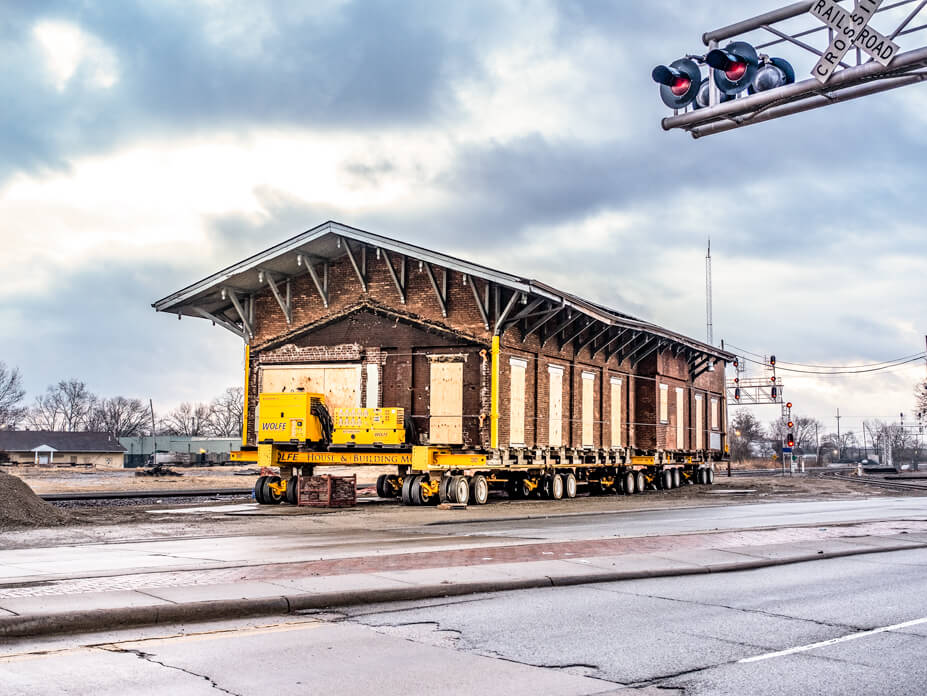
[{"left": 298, "top": 474, "right": 356, "bottom": 508}]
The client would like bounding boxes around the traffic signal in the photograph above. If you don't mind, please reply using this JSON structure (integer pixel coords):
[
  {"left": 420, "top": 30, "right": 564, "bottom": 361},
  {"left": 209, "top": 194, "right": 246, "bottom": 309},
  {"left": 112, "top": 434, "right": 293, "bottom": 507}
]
[
  {"left": 693, "top": 79, "right": 733, "bottom": 109},
  {"left": 706, "top": 41, "right": 759, "bottom": 95},
  {"left": 769, "top": 355, "right": 776, "bottom": 367},
  {"left": 750, "top": 57, "right": 795, "bottom": 93},
  {"left": 652, "top": 59, "right": 702, "bottom": 109},
  {"left": 786, "top": 402, "right": 792, "bottom": 410},
  {"left": 734, "top": 387, "right": 741, "bottom": 401},
  {"left": 771, "top": 386, "right": 778, "bottom": 400},
  {"left": 787, "top": 432, "right": 795, "bottom": 448},
  {"left": 787, "top": 420, "right": 794, "bottom": 429}
]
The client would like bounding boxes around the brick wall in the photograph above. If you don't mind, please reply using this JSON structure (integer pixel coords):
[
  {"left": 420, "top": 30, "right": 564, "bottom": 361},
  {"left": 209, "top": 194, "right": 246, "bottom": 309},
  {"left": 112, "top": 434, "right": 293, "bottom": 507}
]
[{"left": 244, "top": 246, "right": 727, "bottom": 453}]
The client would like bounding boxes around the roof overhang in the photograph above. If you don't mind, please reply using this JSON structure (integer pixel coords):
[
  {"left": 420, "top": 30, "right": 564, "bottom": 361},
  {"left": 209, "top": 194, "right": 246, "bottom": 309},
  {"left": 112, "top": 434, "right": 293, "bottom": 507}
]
[{"left": 153, "top": 220, "right": 734, "bottom": 363}]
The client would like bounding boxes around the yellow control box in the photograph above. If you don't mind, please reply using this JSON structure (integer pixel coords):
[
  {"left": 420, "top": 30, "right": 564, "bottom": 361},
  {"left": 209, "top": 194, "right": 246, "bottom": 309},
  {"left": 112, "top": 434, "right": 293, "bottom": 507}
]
[
  {"left": 257, "top": 392, "right": 325, "bottom": 443},
  {"left": 331, "top": 407, "right": 405, "bottom": 446}
]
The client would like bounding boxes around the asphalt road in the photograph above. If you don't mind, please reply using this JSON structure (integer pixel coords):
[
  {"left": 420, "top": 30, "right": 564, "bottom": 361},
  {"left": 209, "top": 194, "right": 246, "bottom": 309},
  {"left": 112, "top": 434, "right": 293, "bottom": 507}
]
[
  {"left": 426, "top": 496, "right": 927, "bottom": 541},
  {"left": 3, "top": 548, "right": 926, "bottom": 695}
]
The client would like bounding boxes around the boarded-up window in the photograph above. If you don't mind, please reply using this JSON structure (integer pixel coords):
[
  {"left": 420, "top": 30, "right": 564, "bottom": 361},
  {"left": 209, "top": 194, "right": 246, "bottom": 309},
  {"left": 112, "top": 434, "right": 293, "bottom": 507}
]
[
  {"left": 509, "top": 358, "right": 527, "bottom": 446},
  {"left": 659, "top": 383, "right": 669, "bottom": 423},
  {"left": 610, "top": 377, "right": 622, "bottom": 448},
  {"left": 711, "top": 397, "right": 719, "bottom": 431},
  {"left": 695, "top": 395, "right": 704, "bottom": 449},
  {"left": 582, "top": 371, "right": 595, "bottom": 448},
  {"left": 548, "top": 365, "right": 564, "bottom": 447},
  {"left": 676, "top": 387, "right": 684, "bottom": 449},
  {"left": 260, "top": 364, "right": 362, "bottom": 410},
  {"left": 430, "top": 361, "right": 463, "bottom": 444},
  {"left": 365, "top": 364, "right": 379, "bottom": 409}
]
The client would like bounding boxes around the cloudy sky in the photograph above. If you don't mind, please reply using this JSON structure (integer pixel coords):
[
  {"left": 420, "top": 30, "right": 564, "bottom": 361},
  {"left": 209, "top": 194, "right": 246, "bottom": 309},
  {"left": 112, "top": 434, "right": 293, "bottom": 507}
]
[{"left": 3, "top": 0, "right": 925, "bottom": 436}]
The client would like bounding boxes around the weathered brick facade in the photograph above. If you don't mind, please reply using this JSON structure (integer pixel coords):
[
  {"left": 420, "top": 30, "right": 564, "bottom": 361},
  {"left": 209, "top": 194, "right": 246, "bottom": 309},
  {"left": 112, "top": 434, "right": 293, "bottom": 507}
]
[{"left": 243, "top": 247, "right": 727, "bottom": 454}]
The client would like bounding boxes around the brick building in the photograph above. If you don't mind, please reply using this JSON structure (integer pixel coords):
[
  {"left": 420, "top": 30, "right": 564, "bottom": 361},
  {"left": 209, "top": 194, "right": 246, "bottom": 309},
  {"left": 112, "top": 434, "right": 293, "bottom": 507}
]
[{"left": 154, "top": 221, "right": 732, "bottom": 460}]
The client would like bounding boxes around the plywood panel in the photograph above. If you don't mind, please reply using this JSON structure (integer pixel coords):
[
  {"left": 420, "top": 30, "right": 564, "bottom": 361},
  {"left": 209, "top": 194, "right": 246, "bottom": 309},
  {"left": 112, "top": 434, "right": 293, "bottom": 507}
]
[
  {"left": 711, "top": 397, "right": 719, "bottom": 431},
  {"left": 430, "top": 361, "right": 463, "bottom": 445},
  {"left": 509, "top": 359, "right": 527, "bottom": 446},
  {"left": 659, "top": 383, "right": 669, "bottom": 424},
  {"left": 260, "top": 365, "right": 362, "bottom": 411},
  {"left": 610, "top": 377, "right": 622, "bottom": 448},
  {"left": 548, "top": 366, "right": 563, "bottom": 448},
  {"left": 695, "top": 395, "right": 704, "bottom": 449},
  {"left": 676, "top": 387, "right": 684, "bottom": 449},
  {"left": 582, "top": 372, "right": 595, "bottom": 448}
]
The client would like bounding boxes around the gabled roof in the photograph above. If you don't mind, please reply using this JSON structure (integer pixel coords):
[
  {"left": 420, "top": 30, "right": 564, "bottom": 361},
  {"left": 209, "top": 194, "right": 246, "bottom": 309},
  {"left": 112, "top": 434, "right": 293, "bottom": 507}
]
[
  {"left": 0, "top": 431, "right": 126, "bottom": 453},
  {"left": 153, "top": 220, "right": 733, "bottom": 362}
]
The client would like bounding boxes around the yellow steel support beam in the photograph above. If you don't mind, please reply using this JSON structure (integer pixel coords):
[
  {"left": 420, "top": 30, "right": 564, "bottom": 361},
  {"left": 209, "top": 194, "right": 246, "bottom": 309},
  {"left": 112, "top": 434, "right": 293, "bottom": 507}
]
[
  {"left": 491, "top": 335, "right": 500, "bottom": 449},
  {"left": 231, "top": 447, "right": 413, "bottom": 467},
  {"left": 242, "top": 344, "right": 250, "bottom": 448},
  {"left": 412, "top": 446, "right": 487, "bottom": 472}
]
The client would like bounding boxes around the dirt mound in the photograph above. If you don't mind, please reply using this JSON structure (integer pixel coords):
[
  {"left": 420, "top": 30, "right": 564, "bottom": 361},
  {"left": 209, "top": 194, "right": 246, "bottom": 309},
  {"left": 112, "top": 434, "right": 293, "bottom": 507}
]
[{"left": 0, "top": 471, "right": 72, "bottom": 530}]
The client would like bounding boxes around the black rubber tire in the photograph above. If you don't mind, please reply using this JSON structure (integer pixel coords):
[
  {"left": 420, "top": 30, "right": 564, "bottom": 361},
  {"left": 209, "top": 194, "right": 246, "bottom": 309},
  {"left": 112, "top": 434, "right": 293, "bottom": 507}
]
[
  {"left": 439, "top": 475, "right": 453, "bottom": 503},
  {"left": 451, "top": 476, "right": 470, "bottom": 505},
  {"left": 623, "top": 471, "right": 635, "bottom": 495},
  {"left": 506, "top": 478, "right": 522, "bottom": 499},
  {"left": 699, "top": 468, "right": 708, "bottom": 485},
  {"left": 470, "top": 475, "right": 489, "bottom": 505},
  {"left": 376, "top": 474, "right": 391, "bottom": 499},
  {"left": 636, "top": 471, "right": 646, "bottom": 493},
  {"left": 550, "top": 474, "right": 564, "bottom": 500},
  {"left": 520, "top": 478, "right": 534, "bottom": 499},
  {"left": 401, "top": 474, "right": 417, "bottom": 505},
  {"left": 564, "top": 473, "right": 577, "bottom": 498},
  {"left": 263, "top": 476, "right": 283, "bottom": 505},
  {"left": 661, "top": 469, "right": 672, "bottom": 490},
  {"left": 254, "top": 475, "right": 267, "bottom": 504},
  {"left": 539, "top": 475, "right": 552, "bottom": 499},
  {"left": 285, "top": 476, "right": 298, "bottom": 505},
  {"left": 707, "top": 468, "right": 715, "bottom": 485},
  {"left": 672, "top": 468, "right": 681, "bottom": 489}
]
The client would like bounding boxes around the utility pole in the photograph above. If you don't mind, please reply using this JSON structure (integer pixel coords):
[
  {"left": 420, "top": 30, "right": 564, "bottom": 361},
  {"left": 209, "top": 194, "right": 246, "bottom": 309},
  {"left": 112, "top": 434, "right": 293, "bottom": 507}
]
[
  {"left": 705, "top": 238, "right": 713, "bottom": 346},
  {"left": 836, "top": 407, "right": 841, "bottom": 461}
]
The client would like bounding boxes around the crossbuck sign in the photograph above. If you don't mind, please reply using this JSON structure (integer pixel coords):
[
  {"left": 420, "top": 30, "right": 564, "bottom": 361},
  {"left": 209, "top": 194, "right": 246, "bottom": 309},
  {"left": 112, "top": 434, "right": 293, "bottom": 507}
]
[{"left": 810, "top": 0, "right": 900, "bottom": 82}]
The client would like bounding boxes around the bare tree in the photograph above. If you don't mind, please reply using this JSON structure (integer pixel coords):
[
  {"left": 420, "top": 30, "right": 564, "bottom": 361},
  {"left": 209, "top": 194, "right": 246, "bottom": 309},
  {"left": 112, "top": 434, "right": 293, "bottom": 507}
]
[
  {"left": 768, "top": 415, "right": 821, "bottom": 451},
  {"left": 87, "top": 396, "right": 151, "bottom": 437},
  {"left": 27, "top": 379, "right": 97, "bottom": 431},
  {"left": 0, "top": 362, "right": 26, "bottom": 429},
  {"left": 730, "top": 409, "right": 765, "bottom": 461},
  {"left": 159, "top": 402, "right": 212, "bottom": 436},
  {"left": 207, "top": 387, "right": 243, "bottom": 437}
]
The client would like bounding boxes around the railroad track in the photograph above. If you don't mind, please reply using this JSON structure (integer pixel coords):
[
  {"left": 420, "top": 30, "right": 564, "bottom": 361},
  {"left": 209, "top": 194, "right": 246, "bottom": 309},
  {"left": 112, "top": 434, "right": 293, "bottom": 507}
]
[
  {"left": 40, "top": 488, "right": 254, "bottom": 502},
  {"left": 825, "top": 472, "right": 927, "bottom": 492}
]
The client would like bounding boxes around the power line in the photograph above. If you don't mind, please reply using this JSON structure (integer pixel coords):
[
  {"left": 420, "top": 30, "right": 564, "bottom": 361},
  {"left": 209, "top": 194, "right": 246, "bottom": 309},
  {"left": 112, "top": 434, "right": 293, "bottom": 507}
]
[
  {"left": 732, "top": 351, "right": 926, "bottom": 375},
  {"left": 726, "top": 343, "right": 926, "bottom": 370}
]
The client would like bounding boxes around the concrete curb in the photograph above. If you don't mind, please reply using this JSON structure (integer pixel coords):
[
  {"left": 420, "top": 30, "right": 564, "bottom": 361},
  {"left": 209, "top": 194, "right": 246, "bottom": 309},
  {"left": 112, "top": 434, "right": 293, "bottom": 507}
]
[{"left": 0, "top": 541, "right": 923, "bottom": 640}]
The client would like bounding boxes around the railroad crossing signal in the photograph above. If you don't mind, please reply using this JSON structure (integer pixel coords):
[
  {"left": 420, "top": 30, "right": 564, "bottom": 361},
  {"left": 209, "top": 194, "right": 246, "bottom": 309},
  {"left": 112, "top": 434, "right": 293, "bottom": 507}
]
[
  {"left": 810, "top": 0, "right": 899, "bottom": 83},
  {"left": 655, "top": 1, "right": 927, "bottom": 137}
]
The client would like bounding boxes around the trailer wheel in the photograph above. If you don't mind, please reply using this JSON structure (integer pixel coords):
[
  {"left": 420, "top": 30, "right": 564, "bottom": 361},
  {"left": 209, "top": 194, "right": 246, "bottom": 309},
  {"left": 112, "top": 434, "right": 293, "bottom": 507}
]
[
  {"left": 635, "top": 471, "right": 646, "bottom": 493},
  {"left": 623, "top": 471, "right": 635, "bottom": 495},
  {"left": 285, "top": 476, "right": 299, "bottom": 505},
  {"left": 550, "top": 474, "right": 564, "bottom": 500},
  {"left": 519, "top": 477, "right": 534, "bottom": 499},
  {"left": 262, "top": 476, "right": 283, "bottom": 505},
  {"left": 707, "top": 468, "right": 715, "bottom": 485},
  {"left": 661, "top": 469, "right": 673, "bottom": 490},
  {"left": 506, "top": 478, "right": 522, "bottom": 499},
  {"left": 564, "top": 473, "right": 577, "bottom": 498},
  {"left": 672, "top": 469, "right": 681, "bottom": 489},
  {"left": 254, "top": 476, "right": 267, "bottom": 504},
  {"left": 451, "top": 476, "right": 470, "bottom": 504},
  {"left": 401, "top": 474, "right": 418, "bottom": 505},
  {"left": 470, "top": 475, "right": 489, "bottom": 505},
  {"left": 438, "top": 475, "right": 453, "bottom": 503},
  {"left": 377, "top": 474, "right": 392, "bottom": 499}
]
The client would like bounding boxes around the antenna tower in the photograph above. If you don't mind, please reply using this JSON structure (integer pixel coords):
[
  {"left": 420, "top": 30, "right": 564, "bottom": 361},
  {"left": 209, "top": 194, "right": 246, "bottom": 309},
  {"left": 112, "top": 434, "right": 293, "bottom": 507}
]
[{"left": 705, "top": 238, "right": 713, "bottom": 345}]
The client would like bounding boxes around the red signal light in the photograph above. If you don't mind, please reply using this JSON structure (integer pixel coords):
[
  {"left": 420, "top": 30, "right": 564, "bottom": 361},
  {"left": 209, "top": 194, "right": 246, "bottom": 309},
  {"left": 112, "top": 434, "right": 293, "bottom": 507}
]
[
  {"left": 734, "top": 387, "right": 741, "bottom": 400},
  {"left": 786, "top": 402, "right": 792, "bottom": 409},
  {"left": 787, "top": 433, "right": 795, "bottom": 447},
  {"left": 734, "top": 377, "right": 739, "bottom": 383},
  {"left": 725, "top": 62, "right": 747, "bottom": 81},
  {"left": 770, "top": 376, "right": 776, "bottom": 383},
  {"left": 771, "top": 386, "right": 778, "bottom": 399},
  {"left": 787, "top": 421, "right": 794, "bottom": 428},
  {"left": 670, "top": 76, "right": 691, "bottom": 96}
]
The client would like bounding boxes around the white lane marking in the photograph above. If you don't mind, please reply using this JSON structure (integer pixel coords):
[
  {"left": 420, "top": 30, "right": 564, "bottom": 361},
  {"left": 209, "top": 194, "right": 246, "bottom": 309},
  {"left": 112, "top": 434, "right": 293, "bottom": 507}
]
[{"left": 739, "top": 616, "right": 927, "bottom": 663}]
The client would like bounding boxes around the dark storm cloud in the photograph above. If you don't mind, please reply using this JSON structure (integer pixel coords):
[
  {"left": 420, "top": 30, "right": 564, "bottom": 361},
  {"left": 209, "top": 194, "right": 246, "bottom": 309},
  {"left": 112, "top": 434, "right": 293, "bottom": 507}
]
[{"left": 0, "top": 0, "right": 487, "bottom": 182}]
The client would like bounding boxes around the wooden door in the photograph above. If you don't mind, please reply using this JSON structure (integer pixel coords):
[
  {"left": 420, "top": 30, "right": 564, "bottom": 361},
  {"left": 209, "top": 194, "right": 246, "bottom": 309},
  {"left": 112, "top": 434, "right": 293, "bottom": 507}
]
[
  {"left": 610, "top": 377, "right": 622, "bottom": 448},
  {"left": 548, "top": 366, "right": 563, "bottom": 447},
  {"left": 582, "top": 372, "right": 595, "bottom": 448},
  {"left": 509, "top": 358, "right": 527, "bottom": 446},
  {"left": 429, "top": 361, "right": 463, "bottom": 444}
]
